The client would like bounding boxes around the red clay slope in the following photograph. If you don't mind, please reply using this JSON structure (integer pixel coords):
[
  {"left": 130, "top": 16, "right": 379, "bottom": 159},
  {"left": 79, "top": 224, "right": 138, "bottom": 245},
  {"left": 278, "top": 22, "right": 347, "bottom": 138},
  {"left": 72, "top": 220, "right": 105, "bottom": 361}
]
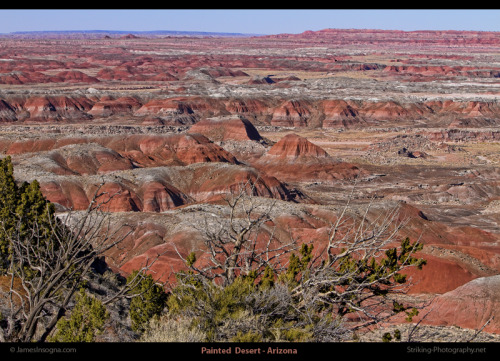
[{"left": 254, "top": 133, "right": 367, "bottom": 183}]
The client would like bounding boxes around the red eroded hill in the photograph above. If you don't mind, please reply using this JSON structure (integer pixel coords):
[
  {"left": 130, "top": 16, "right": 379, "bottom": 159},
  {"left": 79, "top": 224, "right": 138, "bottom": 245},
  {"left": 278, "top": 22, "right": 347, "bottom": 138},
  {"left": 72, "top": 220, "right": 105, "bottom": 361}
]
[
  {"left": 271, "top": 100, "right": 313, "bottom": 127},
  {"left": 188, "top": 116, "right": 263, "bottom": 142},
  {"left": 321, "top": 100, "right": 361, "bottom": 128},
  {"left": 2, "top": 133, "right": 241, "bottom": 167},
  {"left": 88, "top": 96, "right": 142, "bottom": 117},
  {"left": 183, "top": 163, "right": 295, "bottom": 202},
  {"left": 254, "top": 133, "right": 367, "bottom": 183},
  {"left": 39, "top": 175, "right": 193, "bottom": 213},
  {"left": 55, "top": 70, "right": 100, "bottom": 83},
  {"left": 112, "top": 133, "right": 240, "bottom": 166},
  {"left": 6, "top": 132, "right": 310, "bottom": 211},
  {"left": 37, "top": 161, "right": 300, "bottom": 211},
  {"left": 417, "top": 275, "right": 500, "bottom": 334},
  {"left": 224, "top": 98, "right": 270, "bottom": 118},
  {"left": 265, "top": 133, "right": 330, "bottom": 159},
  {"left": 106, "top": 199, "right": 500, "bottom": 298},
  {"left": 139, "top": 180, "right": 192, "bottom": 212},
  {"left": 133, "top": 96, "right": 229, "bottom": 122},
  {"left": 22, "top": 95, "right": 94, "bottom": 122},
  {"left": 0, "top": 91, "right": 500, "bottom": 128}
]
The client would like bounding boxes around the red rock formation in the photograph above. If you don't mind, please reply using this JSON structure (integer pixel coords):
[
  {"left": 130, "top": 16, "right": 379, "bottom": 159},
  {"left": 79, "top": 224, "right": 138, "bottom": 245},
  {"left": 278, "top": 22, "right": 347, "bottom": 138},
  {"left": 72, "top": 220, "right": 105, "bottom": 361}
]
[
  {"left": 254, "top": 133, "right": 367, "bottom": 183},
  {"left": 132, "top": 97, "right": 195, "bottom": 123},
  {"left": 418, "top": 275, "right": 500, "bottom": 334},
  {"left": 139, "top": 180, "right": 191, "bottom": 212},
  {"left": 134, "top": 96, "right": 228, "bottom": 120},
  {"left": 1, "top": 137, "right": 91, "bottom": 154},
  {"left": 88, "top": 96, "right": 142, "bottom": 117},
  {"left": 91, "top": 182, "right": 142, "bottom": 212},
  {"left": 40, "top": 172, "right": 195, "bottom": 212},
  {"left": 199, "top": 67, "right": 249, "bottom": 78},
  {"left": 187, "top": 163, "right": 294, "bottom": 202},
  {"left": 119, "top": 229, "right": 200, "bottom": 283},
  {"left": 265, "top": 133, "right": 329, "bottom": 159},
  {"left": 40, "top": 180, "right": 89, "bottom": 211},
  {"left": 150, "top": 72, "right": 178, "bottom": 81},
  {"left": 404, "top": 253, "right": 478, "bottom": 294},
  {"left": 321, "top": 99, "right": 361, "bottom": 128},
  {"left": 96, "top": 65, "right": 146, "bottom": 81},
  {"left": 21, "top": 144, "right": 135, "bottom": 176},
  {"left": 65, "top": 148, "right": 134, "bottom": 175},
  {"left": 22, "top": 95, "right": 94, "bottom": 122},
  {"left": 357, "top": 100, "right": 413, "bottom": 122},
  {"left": 271, "top": 100, "right": 313, "bottom": 127},
  {"left": 188, "top": 116, "right": 263, "bottom": 142},
  {"left": 140, "top": 133, "right": 239, "bottom": 166},
  {"left": 55, "top": 70, "right": 100, "bottom": 83},
  {"left": 0, "top": 72, "right": 28, "bottom": 85},
  {"left": 224, "top": 98, "right": 270, "bottom": 116}
]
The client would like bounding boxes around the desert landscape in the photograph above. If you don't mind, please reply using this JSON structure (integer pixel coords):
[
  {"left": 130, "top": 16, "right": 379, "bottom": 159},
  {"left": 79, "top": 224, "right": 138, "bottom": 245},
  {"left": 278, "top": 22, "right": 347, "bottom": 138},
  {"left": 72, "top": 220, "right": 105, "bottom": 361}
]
[{"left": 1, "top": 27, "right": 500, "bottom": 344}]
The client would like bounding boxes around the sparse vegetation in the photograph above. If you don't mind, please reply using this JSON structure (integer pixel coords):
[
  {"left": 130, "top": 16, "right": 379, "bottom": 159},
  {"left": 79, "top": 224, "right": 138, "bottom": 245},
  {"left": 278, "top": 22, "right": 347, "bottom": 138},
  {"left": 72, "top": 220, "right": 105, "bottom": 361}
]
[
  {"left": 0, "top": 156, "right": 56, "bottom": 273},
  {"left": 127, "top": 270, "right": 167, "bottom": 333},
  {"left": 140, "top": 314, "right": 206, "bottom": 342},
  {"left": 160, "top": 186, "right": 427, "bottom": 342},
  {"left": 0, "top": 158, "right": 162, "bottom": 342},
  {"left": 49, "top": 288, "right": 109, "bottom": 342}
]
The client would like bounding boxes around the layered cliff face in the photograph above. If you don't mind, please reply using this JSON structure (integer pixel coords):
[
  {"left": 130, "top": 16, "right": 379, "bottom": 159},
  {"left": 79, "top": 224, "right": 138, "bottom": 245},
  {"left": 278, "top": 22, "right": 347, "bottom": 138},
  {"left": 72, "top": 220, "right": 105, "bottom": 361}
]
[{"left": 2, "top": 94, "right": 500, "bottom": 128}]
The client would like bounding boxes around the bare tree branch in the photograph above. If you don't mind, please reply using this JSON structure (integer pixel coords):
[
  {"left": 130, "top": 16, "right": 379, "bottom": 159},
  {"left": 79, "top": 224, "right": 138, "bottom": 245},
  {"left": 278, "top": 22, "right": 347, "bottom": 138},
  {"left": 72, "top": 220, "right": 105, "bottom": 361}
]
[{"left": 183, "top": 177, "right": 297, "bottom": 287}]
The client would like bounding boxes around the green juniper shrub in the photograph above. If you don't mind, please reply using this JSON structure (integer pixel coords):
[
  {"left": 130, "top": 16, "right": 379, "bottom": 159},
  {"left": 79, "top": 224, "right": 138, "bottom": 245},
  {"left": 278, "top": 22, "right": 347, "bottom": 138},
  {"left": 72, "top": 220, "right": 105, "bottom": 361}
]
[
  {"left": 0, "top": 156, "right": 57, "bottom": 275},
  {"left": 127, "top": 271, "right": 168, "bottom": 333},
  {"left": 50, "top": 288, "right": 109, "bottom": 342}
]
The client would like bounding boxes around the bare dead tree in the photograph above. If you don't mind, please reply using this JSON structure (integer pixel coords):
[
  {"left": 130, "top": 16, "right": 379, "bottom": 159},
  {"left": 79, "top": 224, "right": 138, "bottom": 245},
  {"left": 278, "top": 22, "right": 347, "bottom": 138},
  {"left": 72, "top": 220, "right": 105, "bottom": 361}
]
[
  {"left": 0, "top": 183, "right": 163, "bottom": 342},
  {"left": 288, "top": 193, "right": 427, "bottom": 336},
  {"left": 175, "top": 178, "right": 298, "bottom": 287},
  {"left": 167, "top": 179, "right": 427, "bottom": 341}
]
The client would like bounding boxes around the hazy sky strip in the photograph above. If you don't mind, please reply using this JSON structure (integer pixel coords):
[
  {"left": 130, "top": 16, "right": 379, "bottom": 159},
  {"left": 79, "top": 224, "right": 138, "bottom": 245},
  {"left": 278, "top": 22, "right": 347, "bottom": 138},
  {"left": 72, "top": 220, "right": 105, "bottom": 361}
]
[{"left": 0, "top": 9, "right": 499, "bottom": 34}]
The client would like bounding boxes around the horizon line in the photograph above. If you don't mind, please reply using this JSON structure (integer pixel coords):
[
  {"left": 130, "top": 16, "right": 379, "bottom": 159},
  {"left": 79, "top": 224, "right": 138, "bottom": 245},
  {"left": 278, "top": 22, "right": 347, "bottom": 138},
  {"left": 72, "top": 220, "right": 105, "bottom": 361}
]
[
  {"left": 2, "top": 27, "right": 500, "bottom": 36},
  {"left": 1, "top": 29, "right": 267, "bottom": 36}
]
